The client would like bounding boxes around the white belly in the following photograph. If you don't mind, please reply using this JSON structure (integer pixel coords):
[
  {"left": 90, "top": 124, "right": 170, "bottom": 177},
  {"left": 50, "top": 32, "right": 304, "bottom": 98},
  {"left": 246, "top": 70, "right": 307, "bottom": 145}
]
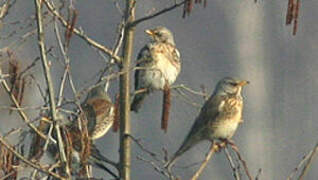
[
  {"left": 211, "top": 102, "right": 243, "bottom": 139},
  {"left": 212, "top": 120, "right": 240, "bottom": 139},
  {"left": 142, "top": 59, "right": 179, "bottom": 90}
]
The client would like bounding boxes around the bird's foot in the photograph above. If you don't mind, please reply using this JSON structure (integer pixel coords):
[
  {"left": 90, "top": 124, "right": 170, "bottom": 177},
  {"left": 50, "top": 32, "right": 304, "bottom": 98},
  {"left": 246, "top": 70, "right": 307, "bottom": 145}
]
[{"left": 214, "top": 142, "right": 226, "bottom": 152}]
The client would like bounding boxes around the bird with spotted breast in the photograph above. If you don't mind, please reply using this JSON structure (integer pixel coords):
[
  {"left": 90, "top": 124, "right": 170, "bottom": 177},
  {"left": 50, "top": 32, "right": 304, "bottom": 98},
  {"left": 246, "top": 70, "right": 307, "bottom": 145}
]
[
  {"left": 131, "top": 26, "right": 181, "bottom": 112},
  {"left": 80, "top": 84, "right": 115, "bottom": 140},
  {"left": 165, "top": 77, "right": 249, "bottom": 170},
  {"left": 30, "top": 85, "right": 117, "bottom": 177},
  {"left": 47, "top": 124, "right": 118, "bottom": 178}
]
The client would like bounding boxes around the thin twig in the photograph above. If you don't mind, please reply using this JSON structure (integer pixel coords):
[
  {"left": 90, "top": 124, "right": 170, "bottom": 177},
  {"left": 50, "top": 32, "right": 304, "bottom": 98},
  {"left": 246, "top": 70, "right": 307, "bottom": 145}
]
[
  {"left": 53, "top": 15, "right": 69, "bottom": 107},
  {"left": 230, "top": 143, "right": 253, "bottom": 180},
  {"left": 34, "top": 0, "right": 70, "bottom": 176},
  {"left": 99, "top": 18, "right": 125, "bottom": 81},
  {"left": 224, "top": 146, "right": 240, "bottom": 180},
  {"left": 136, "top": 156, "right": 175, "bottom": 180},
  {"left": 173, "top": 89, "right": 202, "bottom": 108},
  {"left": 298, "top": 143, "right": 318, "bottom": 180},
  {"left": 127, "top": 135, "right": 160, "bottom": 162},
  {"left": 190, "top": 143, "right": 218, "bottom": 180},
  {"left": 287, "top": 143, "right": 318, "bottom": 180},
  {"left": 0, "top": 68, "right": 48, "bottom": 140},
  {"left": 0, "top": 135, "right": 64, "bottom": 179},
  {"left": 43, "top": 0, "right": 122, "bottom": 64},
  {"left": 130, "top": 0, "right": 186, "bottom": 27},
  {"left": 171, "top": 84, "right": 207, "bottom": 97}
]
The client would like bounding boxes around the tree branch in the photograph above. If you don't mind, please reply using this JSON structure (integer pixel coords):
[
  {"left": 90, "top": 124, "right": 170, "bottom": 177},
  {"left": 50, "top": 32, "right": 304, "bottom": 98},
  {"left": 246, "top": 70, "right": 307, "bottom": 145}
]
[
  {"left": 34, "top": 0, "right": 70, "bottom": 176},
  {"left": 0, "top": 135, "right": 64, "bottom": 179},
  {"left": 229, "top": 142, "right": 253, "bottom": 180},
  {"left": 190, "top": 142, "right": 220, "bottom": 180},
  {"left": 0, "top": 68, "right": 48, "bottom": 140},
  {"left": 298, "top": 142, "right": 318, "bottom": 179},
  {"left": 130, "top": 0, "right": 186, "bottom": 27},
  {"left": 43, "top": 0, "right": 122, "bottom": 64},
  {"left": 224, "top": 147, "right": 240, "bottom": 180},
  {"left": 119, "top": 0, "right": 136, "bottom": 179}
]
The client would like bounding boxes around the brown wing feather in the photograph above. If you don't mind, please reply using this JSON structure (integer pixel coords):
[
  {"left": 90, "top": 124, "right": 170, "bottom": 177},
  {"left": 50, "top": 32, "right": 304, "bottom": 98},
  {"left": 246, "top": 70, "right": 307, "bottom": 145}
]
[{"left": 174, "top": 94, "right": 226, "bottom": 156}]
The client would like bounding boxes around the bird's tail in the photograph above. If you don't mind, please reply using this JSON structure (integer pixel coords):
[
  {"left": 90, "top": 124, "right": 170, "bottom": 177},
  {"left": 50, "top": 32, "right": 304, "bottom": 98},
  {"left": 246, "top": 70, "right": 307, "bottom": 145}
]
[
  {"left": 130, "top": 92, "right": 148, "bottom": 112},
  {"left": 92, "top": 159, "right": 118, "bottom": 178},
  {"left": 164, "top": 133, "right": 202, "bottom": 171},
  {"left": 90, "top": 145, "right": 118, "bottom": 178}
]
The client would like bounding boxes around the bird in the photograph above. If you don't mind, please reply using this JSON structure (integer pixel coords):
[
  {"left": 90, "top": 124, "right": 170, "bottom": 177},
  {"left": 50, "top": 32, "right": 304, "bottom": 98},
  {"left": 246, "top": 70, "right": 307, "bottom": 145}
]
[
  {"left": 131, "top": 26, "right": 181, "bottom": 112},
  {"left": 165, "top": 77, "right": 249, "bottom": 170},
  {"left": 28, "top": 85, "right": 117, "bottom": 178},
  {"left": 79, "top": 84, "right": 115, "bottom": 140},
  {"left": 47, "top": 125, "right": 118, "bottom": 178}
]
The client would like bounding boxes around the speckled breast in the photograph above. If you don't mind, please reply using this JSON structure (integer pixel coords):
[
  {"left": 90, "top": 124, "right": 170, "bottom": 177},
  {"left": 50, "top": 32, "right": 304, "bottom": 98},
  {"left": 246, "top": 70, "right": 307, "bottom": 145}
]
[{"left": 142, "top": 43, "right": 180, "bottom": 90}]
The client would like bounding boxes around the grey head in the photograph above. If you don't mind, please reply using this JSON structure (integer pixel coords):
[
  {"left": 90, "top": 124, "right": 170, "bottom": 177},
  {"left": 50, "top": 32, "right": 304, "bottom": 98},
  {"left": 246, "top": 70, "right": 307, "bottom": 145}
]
[
  {"left": 85, "top": 84, "right": 111, "bottom": 101},
  {"left": 145, "top": 26, "right": 175, "bottom": 45},
  {"left": 213, "top": 77, "right": 249, "bottom": 96}
]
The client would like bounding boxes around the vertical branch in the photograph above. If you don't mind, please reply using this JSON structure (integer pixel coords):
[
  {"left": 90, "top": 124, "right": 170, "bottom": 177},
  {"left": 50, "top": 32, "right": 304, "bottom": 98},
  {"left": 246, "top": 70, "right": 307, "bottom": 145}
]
[
  {"left": 119, "top": 0, "right": 135, "bottom": 180},
  {"left": 34, "top": 0, "right": 70, "bottom": 177},
  {"left": 224, "top": 147, "right": 240, "bottom": 180}
]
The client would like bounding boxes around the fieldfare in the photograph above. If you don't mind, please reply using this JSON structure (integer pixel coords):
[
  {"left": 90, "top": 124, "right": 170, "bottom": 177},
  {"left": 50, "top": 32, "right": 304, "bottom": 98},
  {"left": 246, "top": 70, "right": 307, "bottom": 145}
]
[
  {"left": 47, "top": 125, "right": 118, "bottom": 177},
  {"left": 29, "top": 86, "right": 117, "bottom": 177},
  {"left": 80, "top": 85, "right": 115, "bottom": 140},
  {"left": 131, "top": 26, "right": 181, "bottom": 112},
  {"left": 165, "top": 77, "right": 249, "bottom": 170}
]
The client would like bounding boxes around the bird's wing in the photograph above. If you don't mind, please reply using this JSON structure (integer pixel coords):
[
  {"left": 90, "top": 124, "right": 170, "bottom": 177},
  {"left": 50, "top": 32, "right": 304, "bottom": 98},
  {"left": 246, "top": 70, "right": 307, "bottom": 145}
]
[
  {"left": 187, "top": 94, "right": 226, "bottom": 138},
  {"left": 134, "top": 45, "right": 151, "bottom": 90},
  {"left": 171, "top": 94, "right": 225, "bottom": 159},
  {"left": 80, "top": 101, "right": 97, "bottom": 134},
  {"left": 171, "top": 45, "right": 181, "bottom": 63}
]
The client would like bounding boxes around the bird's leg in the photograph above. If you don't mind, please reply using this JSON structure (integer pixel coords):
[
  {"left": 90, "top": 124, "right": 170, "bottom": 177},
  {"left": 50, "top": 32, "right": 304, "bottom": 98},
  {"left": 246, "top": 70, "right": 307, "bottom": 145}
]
[
  {"left": 214, "top": 140, "right": 227, "bottom": 153},
  {"left": 225, "top": 139, "right": 239, "bottom": 151}
]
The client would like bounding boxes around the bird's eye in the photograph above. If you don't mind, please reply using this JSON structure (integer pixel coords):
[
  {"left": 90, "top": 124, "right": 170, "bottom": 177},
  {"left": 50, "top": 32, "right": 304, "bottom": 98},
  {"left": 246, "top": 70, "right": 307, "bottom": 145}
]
[
  {"left": 230, "top": 82, "right": 237, "bottom": 86},
  {"left": 156, "top": 32, "right": 162, "bottom": 37}
]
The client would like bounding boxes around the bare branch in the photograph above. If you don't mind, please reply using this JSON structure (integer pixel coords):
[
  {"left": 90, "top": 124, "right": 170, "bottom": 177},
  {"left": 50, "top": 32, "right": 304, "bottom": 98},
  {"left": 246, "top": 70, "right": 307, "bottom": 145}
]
[
  {"left": 136, "top": 156, "right": 176, "bottom": 180},
  {"left": 190, "top": 142, "right": 220, "bottom": 180},
  {"left": 128, "top": 135, "right": 160, "bottom": 162},
  {"left": 288, "top": 142, "right": 318, "bottom": 180},
  {"left": 34, "top": 0, "right": 70, "bottom": 176},
  {"left": 0, "top": 135, "right": 64, "bottom": 179},
  {"left": 224, "top": 146, "right": 240, "bottom": 180},
  {"left": 99, "top": 19, "right": 125, "bottom": 82},
  {"left": 229, "top": 142, "right": 253, "bottom": 180},
  {"left": 130, "top": 0, "right": 186, "bottom": 27},
  {"left": 0, "top": 0, "right": 17, "bottom": 20},
  {"left": 171, "top": 84, "right": 208, "bottom": 97},
  {"left": 0, "top": 68, "right": 48, "bottom": 140},
  {"left": 43, "top": 0, "right": 122, "bottom": 64},
  {"left": 173, "top": 88, "right": 202, "bottom": 108}
]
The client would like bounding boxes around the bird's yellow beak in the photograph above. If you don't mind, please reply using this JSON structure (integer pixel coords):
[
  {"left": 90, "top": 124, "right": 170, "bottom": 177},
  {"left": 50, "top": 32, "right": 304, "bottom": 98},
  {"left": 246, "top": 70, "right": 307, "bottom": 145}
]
[
  {"left": 237, "top": 80, "right": 249, "bottom": 86},
  {"left": 145, "top": 29, "right": 155, "bottom": 37}
]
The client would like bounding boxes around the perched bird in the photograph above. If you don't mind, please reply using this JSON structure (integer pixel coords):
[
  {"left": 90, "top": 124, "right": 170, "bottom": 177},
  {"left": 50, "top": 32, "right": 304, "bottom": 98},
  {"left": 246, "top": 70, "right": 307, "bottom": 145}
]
[
  {"left": 47, "top": 126, "right": 118, "bottom": 178},
  {"left": 80, "top": 85, "right": 115, "bottom": 140},
  {"left": 131, "top": 26, "right": 181, "bottom": 112},
  {"left": 165, "top": 77, "right": 249, "bottom": 170},
  {"left": 40, "top": 85, "right": 117, "bottom": 177}
]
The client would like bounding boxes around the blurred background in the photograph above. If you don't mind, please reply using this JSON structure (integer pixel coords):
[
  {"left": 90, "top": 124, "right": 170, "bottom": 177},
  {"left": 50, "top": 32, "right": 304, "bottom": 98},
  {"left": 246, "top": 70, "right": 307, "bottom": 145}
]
[{"left": 1, "top": 0, "right": 318, "bottom": 179}]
